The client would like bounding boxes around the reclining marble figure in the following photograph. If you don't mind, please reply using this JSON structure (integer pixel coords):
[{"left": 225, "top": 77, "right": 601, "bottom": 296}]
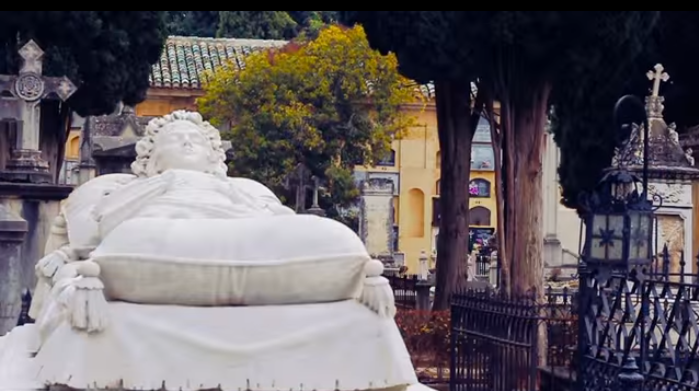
[{"left": 0, "top": 111, "right": 417, "bottom": 391}]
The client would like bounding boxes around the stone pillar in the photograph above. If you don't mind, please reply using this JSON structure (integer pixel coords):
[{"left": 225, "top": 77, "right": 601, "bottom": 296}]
[
  {"left": 418, "top": 251, "right": 429, "bottom": 280},
  {"left": 0, "top": 204, "right": 28, "bottom": 334},
  {"left": 359, "top": 178, "right": 394, "bottom": 257},
  {"left": 78, "top": 115, "right": 96, "bottom": 185},
  {"left": 542, "top": 133, "right": 563, "bottom": 269},
  {"left": 415, "top": 280, "right": 433, "bottom": 310},
  {"left": 489, "top": 252, "right": 499, "bottom": 287}
]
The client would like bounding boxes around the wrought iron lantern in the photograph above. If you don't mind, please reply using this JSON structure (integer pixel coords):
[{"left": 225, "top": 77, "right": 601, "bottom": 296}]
[
  {"left": 581, "top": 170, "right": 654, "bottom": 278},
  {"left": 579, "top": 95, "right": 656, "bottom": 280}
]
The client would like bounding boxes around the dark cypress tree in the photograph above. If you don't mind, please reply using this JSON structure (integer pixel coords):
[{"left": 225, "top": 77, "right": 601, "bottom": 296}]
[
  {"left": 341, "top": 11, "right": 658, "bottom": 303},
  {"left": 553, "top": 12, "right": 699, "bottom": 212}
]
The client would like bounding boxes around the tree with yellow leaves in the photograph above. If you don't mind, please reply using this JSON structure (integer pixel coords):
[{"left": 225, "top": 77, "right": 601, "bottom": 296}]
[{"left": 199, "top": 25, "right": 420, "bottom": 228}]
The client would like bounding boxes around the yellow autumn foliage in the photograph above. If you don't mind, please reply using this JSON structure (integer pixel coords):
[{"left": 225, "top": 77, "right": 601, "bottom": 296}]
[{"left": 198, "top": 24, "right": 421, "bottom": 221}]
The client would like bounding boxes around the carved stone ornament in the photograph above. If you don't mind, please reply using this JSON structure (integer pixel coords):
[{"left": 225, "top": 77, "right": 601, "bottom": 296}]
[
  {"left": 647, "top": 183, "right": 691, "bottom": 206},
  {"left": 362, "top": 177, "right": 394, "bottom": 194},
  {"left": 14, "top": 72, "right": 45, "bottom": 101}
]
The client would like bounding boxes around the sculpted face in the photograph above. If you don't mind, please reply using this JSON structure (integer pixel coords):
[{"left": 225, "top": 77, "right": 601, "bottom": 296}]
[{"left": 153, "top": 120, "right": 214, "bottom": 173}]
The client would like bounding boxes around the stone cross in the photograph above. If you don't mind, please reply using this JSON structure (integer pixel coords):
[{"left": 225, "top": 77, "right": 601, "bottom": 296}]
[
  {"left": 306, "top": 175, "right": 326, "bottom": 216},
  {"left": 283, "top": 163, "right": 313, "bottom": 212},
  {"left": 0, "top": 40, "right": 77, "bottom": 182},
  {"left": 646, "top": 63, "right": 669, "bottom": 98}
]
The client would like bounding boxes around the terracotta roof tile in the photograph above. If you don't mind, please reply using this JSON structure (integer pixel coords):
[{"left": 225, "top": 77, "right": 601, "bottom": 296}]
[
  {"left": 150, "top": 36, "right": 287, "bottom": 89},
  {"left": 151, "top": 35, "right": 436, "bottom": 99}
]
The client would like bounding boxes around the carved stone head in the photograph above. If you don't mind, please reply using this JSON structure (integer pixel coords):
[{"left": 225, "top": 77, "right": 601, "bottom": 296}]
[{"left": 131, "top": 111, "right": 227, "bottom": 177}]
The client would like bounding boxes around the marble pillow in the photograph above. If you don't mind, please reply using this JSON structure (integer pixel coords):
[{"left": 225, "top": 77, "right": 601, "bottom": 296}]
[{"left": 90, "top": 215, "right": 369, "bottom": 306}]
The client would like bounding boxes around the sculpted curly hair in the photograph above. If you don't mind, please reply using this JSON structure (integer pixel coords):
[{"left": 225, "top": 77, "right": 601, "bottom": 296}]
[{"left": 131, "top": 110, "right": 228, "bottom": 178}]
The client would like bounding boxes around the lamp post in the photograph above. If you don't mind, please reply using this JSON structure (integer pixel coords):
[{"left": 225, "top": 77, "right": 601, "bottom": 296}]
[
  {"left": 577, "top": 94, "right": 656, "bottom": 391},
  {"left": 580, "top": 94, "right": 655, "bottom": 281},
  {"left": 613, "top": 94, "right": 650, "bottom": 200}
]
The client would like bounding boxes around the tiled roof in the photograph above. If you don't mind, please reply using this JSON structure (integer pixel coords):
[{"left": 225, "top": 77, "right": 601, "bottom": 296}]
[
  {"left": 150, "top": 36, "right": 287, "bottom": 89},
  {"left": 150, "top": 35, "right": 437, "bottom": 99}
]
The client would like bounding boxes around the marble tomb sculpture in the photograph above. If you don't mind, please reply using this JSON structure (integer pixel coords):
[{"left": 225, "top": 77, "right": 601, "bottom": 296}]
[{"left": 0, "top": 111, "right": 419, "bottom": 391}]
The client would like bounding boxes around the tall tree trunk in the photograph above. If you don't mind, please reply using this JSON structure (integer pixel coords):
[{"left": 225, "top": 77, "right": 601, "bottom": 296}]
[
  {"left": 485, "top": 100, "right": 507, "bottom": 292},
  {"left": 432, "top": 81, "right": 478, "bottom": 310},
  {"left": 501, "top": 99, "right": 517, "bottom": 295},
  {"left": 502, "top": 85, "right": 551, "bottom": 294}
]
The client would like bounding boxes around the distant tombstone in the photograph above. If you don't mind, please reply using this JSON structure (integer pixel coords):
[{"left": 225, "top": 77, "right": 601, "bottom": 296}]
[
  {"left": 359, "top": 178, "right": 394, "bottom": 257},
  {"left": 0, "top": 40, "right": 77, "bottom": 183},
  {"left": 305, "top": 176, "right": 326, "bottom": 217}
]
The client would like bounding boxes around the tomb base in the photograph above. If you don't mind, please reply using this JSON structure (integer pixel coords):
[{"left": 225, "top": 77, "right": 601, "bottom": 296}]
[
  {"left": 32, "top": 300, "right": 417, "bottom": 391},
  {"left": 0, "top": 150, "right": 51, "bottom": 184}
]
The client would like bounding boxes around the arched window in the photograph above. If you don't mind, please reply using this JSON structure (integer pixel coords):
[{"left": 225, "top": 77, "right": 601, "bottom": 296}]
[
  {"left": 436, "top": 150, "right": 441, "bottom": 169},
  {"left": 406, "top": 188, "right": 425, "bottom": 237},
  {"left": 469, "top": 206, "right": 491, "bottom": 226},
  {"left": 435, "top": 179, "right": 440, "bottom": 195},
  {"left": 468, "top": 179, "right": 491, "bottom": 198},
  {"left": 67, "top": 135, "right": 80, "bottom": 160}
]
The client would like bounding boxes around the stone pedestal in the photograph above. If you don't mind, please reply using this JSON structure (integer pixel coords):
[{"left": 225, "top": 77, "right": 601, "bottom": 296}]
[
  {"left": 0, "top": 149, "right": 52, "bottom": 183},
  {"left": 543, "top": 236, "right": 563, "bottom": 270},
  {"left": 305, "top": 207, "right": 326, "bottom": 216},
  {"left": 359, "top": 178, "right": 394, "bottom": 258},
  {"left": 0, "top": 182, "right": 72, "bottom": 300},
  {"left": 415, "top": 280, "right": 433, "bottom": 310},
  {"left": 0, "top": 204, "right": 27, "bottom": 335}
]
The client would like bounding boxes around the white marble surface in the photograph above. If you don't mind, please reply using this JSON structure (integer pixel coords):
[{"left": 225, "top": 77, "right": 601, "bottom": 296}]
[
  {"left": 2, "top": 110, "right": 411, "bottom": 391},
  {"left": 34, "top": 301, "right": 416, "bottom": 391}
]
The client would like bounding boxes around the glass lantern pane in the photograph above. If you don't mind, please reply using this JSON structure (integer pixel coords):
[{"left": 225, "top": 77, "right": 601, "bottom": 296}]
[
  {"left": 608, "top": 215, "right": 624, "bottom": 238},
  {"left": 629, "top": 214, "right": 641, "bottom": 259},
  {"left": 592, "top": 215, "right": 607, "bottom": 235},
  {"left": 629, "top": 213, "right": 652, "bottom": 260},
  {"left": 641, "top": 215, "right": 652, "bottom": 259},
  {"left": 591, "top": 238, "right": 607, "bottom": 259},
  {"left": 591, "top": 213, "right": 623, "bottom": 261},
  {"left": 607, "top": 238, "right": 623, "bottom": 260}
]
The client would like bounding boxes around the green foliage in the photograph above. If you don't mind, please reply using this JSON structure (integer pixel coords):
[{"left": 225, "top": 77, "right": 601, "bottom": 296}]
[
  {"left": 345, "top": 12, "right": 656, "bottom": 95},
  {"left": 0, "top": 11, "right": 167, "bottom": 116},
  {"left": 164, "top": 11, "right": 338, "bottom": 40},
  {"left": 217, "top": 11, "right": 297, "bottom": 40},
  {"left": 342, "top": 11, "right": 660, "bottom": 296},
  {"left": 288, "top": 12, "right": 338, "bottom": 38},
  {"left": 342, "top": 12, "right": 660, "bottom": 210},
  {"left": 164, "top": 11, "right": 219, "bottom": 37},
  {"left": 198, "top": 25, "right": 419, "bottom": 220},
  {"left": 340, "top": 12, "right": 479, "bottom": 84},
  {"left": 552, "top": 11, "right": 699, "bottom": 211}
]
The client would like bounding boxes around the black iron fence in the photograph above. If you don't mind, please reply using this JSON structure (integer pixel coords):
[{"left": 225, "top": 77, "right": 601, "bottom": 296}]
[
  {"left": 450, "top": 245, "right": 698, "bottom": 391},
  {"left": 384, "top": 274, "right": 419, "bottom": 309},
  {"left": 474, "top": 255, "right": 491, "bottom": 281},
  {"left": 450, "top": 287, "right": 577, "bottom": 391}
]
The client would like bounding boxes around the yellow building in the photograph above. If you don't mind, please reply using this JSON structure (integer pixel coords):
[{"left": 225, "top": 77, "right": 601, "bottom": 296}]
[
  {"left": 61, "top": 126, "right": 82, "bottom": 184},
  {"left": 64, "top": 35, "right": 498, "bottom": 271},
  {"left": 354, "top": 102, "right": 497, "bottom": 271}
]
